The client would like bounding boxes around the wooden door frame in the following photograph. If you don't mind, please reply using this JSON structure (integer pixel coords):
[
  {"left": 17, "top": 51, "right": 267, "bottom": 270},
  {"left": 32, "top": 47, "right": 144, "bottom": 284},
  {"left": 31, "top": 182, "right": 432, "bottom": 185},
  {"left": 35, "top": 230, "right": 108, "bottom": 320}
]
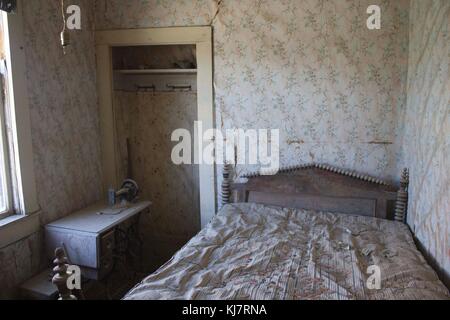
[{"left": 95, "top": 26, "right": 216, "bottom": 227}]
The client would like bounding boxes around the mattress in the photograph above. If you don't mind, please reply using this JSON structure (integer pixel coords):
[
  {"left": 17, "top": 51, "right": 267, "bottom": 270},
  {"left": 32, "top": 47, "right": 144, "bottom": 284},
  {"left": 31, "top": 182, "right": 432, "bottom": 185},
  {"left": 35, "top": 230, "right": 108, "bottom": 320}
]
[{"left": 124, "top": 203, "right": 449, "bottom": 300}]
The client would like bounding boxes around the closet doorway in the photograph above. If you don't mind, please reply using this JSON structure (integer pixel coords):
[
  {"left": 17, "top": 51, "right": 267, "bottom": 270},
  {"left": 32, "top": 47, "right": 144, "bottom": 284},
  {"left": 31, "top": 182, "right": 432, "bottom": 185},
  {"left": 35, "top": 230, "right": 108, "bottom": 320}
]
[{"left": 95, "top": 27, "right": 215, "bottom": 267}]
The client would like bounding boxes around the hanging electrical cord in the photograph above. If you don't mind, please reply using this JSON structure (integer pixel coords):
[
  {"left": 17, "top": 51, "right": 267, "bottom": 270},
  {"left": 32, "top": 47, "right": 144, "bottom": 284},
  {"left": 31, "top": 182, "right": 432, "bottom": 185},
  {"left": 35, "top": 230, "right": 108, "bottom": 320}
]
[{"left": 60, "top": 0, "right": 70, "bottom": 54}]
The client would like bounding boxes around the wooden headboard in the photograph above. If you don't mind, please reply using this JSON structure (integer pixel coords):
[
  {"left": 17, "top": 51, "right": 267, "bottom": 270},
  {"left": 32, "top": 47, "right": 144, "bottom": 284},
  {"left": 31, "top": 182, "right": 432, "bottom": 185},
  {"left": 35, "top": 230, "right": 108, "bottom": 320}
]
[{"left": 223, "top": 164, "right": 409, "bottom": 222}]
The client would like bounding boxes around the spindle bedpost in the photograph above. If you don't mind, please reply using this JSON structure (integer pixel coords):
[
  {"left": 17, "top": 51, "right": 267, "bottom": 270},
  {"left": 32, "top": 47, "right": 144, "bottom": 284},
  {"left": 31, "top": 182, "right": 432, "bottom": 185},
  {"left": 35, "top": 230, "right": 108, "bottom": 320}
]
[
  {"left": 394, "top": 168, "right": 409, "bottom": 223},
  {"left": 221, "top": 163, "right": 232, "bottom": 207},
  {"left": 52, "top": 247, "right": 77, "bottom": 300}
]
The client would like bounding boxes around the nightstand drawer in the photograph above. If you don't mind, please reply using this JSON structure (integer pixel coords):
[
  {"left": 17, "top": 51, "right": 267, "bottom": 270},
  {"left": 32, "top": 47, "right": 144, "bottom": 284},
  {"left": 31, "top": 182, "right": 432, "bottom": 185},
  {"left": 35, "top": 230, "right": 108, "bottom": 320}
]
[{"left": 100, "top": 230, "right": 115, "bottom": 256}]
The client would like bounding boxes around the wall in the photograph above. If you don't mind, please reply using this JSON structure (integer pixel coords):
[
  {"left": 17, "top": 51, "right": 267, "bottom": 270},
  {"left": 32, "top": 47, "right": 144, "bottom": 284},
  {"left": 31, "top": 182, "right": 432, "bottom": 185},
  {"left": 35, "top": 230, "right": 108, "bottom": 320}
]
[
  {"left": 95, "top": 0, "right": 410, "bottom": 182},
  {"left": 401, "top": 0, "right": 449, "bottom": 286},
  {"left": 4, "top": 0, "right": 447, "bottom": 298},
  {"left": 24, "top": 0, "right": 102, "bottom": 226},
  {"left": 114, "top": 91, "right": 200, "bottom": 269},
  {"left": 0, "top": 0, "right": 101, "bottom": 298},
  {"left": 0, "top": 232, "right": 42, "bottom": 299}
]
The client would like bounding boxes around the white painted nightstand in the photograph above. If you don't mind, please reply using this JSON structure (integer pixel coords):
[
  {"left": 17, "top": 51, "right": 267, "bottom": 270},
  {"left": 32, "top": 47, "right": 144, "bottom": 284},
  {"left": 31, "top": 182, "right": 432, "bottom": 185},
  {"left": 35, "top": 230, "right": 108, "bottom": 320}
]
[{"left": 45, "top": 201, "right": 151, "bottom": 280}]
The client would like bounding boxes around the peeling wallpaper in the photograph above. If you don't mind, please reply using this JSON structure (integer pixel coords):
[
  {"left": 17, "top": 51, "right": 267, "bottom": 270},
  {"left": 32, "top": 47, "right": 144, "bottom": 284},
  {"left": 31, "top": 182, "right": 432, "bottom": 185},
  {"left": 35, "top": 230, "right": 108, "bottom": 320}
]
[
  {"left": 402, "top": 0, "right": 449, "bottom": 285},
  {"left": 95, "top": 0, "right": 410, "bottom": 181}
]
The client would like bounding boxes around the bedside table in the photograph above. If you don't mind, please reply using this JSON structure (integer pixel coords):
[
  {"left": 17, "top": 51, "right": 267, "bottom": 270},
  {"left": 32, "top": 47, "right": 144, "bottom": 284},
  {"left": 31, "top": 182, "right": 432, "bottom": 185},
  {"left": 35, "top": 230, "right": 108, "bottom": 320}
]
[{"left": 45, "top": 201, "right": 151, "bottom": 280}]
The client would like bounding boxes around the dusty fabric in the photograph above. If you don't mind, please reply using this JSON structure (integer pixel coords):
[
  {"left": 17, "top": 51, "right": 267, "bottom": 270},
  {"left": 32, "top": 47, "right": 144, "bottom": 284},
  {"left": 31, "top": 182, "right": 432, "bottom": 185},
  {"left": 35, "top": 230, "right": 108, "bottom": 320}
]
[{"left": 124, "top": 203, "right": 449, "bottom": 300}]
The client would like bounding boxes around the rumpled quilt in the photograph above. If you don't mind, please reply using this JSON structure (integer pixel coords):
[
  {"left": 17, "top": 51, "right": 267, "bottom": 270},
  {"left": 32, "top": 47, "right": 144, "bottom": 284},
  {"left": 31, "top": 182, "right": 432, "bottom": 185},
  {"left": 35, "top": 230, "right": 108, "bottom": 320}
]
[{"left": 124, "top": 203, "right": 449, "bottom": 300}]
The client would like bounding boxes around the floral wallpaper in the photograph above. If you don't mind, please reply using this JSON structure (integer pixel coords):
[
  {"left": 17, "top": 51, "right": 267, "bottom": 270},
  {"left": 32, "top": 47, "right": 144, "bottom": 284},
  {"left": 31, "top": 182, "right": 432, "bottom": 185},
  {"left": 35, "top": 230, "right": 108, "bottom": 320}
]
[
  {"left": 95, "top": 0, "right": 410, "bottom": 183},
  {"left": 95, "top": 0, "right": 411, "bottom": 272},
  {"left": 114, "top": 91, "right": 201, "bottom": 269},
  {"left": 2, "top": 0, "right": 447, "bottom": 297},
  {"left": 23, "top": 0, "right": 102, "bottom": 225},
  {"left": 0, "top": 0, "right": 102, "bottom": 298},
  {"left": 401, "top": 0, "right": 449, "bottom": 286}
]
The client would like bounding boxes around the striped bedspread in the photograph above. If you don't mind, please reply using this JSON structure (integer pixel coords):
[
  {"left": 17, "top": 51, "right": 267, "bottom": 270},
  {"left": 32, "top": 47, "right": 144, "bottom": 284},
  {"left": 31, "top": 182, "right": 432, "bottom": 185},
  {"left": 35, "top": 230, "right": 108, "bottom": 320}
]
[{"left": 124, "top": 203, "right": 449, "bottom": 300}]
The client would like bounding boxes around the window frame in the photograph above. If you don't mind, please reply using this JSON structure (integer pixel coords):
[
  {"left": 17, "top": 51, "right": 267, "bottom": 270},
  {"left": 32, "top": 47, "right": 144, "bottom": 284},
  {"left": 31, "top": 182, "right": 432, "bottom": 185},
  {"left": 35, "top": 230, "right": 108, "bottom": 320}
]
[
  {"left": 0, "top": 75, "right": 14, "bottom": 219},
  {"left": 0, "top": 0, "right": 39, "bottom": 219},
  {"left": 0, "top": 1, "right": 40, "bottom": 249},
  {"left": 0, "top": 75, "right": 13, "bottom": 219}
]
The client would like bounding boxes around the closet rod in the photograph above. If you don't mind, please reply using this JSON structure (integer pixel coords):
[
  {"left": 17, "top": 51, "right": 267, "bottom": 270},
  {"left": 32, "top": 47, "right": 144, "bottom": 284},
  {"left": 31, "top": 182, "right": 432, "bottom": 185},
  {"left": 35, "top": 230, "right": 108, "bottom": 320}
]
[
  {"left": 135, "top": 84, "right": 155, "bottom": 92},
  {"left": 166, "top": 84, "right": 192, "bottom": 91}
]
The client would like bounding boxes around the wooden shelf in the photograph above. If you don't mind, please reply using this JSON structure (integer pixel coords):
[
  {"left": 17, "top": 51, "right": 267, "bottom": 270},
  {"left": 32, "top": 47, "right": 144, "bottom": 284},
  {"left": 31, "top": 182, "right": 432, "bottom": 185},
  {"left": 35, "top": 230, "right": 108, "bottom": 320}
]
[{"left": 115, "top": 69, "right": 197, "bottom": 75}]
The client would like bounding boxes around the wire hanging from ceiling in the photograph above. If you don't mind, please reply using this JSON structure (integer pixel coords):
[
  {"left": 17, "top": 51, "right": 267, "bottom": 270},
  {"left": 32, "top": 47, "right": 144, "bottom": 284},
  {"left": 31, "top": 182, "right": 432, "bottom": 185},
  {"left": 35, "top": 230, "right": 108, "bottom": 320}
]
[{"left": 60, "top": 0, "right": 70, "bottom": 54}]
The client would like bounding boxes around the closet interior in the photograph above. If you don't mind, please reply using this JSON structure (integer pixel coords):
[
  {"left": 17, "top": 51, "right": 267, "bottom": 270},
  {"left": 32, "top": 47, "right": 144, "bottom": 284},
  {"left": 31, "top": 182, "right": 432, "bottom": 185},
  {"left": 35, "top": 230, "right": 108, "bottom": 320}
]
[{"left": 112, "top": 45, "right": 200, "bottom": 270}]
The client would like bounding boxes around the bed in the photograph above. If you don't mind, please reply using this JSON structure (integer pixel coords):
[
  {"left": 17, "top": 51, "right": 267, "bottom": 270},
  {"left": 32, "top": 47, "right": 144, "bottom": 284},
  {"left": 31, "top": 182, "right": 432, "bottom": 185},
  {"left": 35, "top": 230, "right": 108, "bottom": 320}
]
[
  {"left": 53, "top": 163, "right": 450, "bottom": 300},
  {"left": 122, "top": 164, "right": 449, "bottom": 300}
]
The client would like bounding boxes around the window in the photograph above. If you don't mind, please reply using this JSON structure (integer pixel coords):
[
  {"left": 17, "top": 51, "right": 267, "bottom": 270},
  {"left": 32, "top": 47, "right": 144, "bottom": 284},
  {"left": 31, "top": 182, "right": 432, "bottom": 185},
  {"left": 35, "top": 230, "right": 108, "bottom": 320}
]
[
  {"left": 0, "top": 5, "right": 39, "bottom": 220},
  {"left": 0, "top": 14, "right": 13, "bottom": 219},
  {"left": 0, "top": 2, "right": 39, "bottom": 248}
]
